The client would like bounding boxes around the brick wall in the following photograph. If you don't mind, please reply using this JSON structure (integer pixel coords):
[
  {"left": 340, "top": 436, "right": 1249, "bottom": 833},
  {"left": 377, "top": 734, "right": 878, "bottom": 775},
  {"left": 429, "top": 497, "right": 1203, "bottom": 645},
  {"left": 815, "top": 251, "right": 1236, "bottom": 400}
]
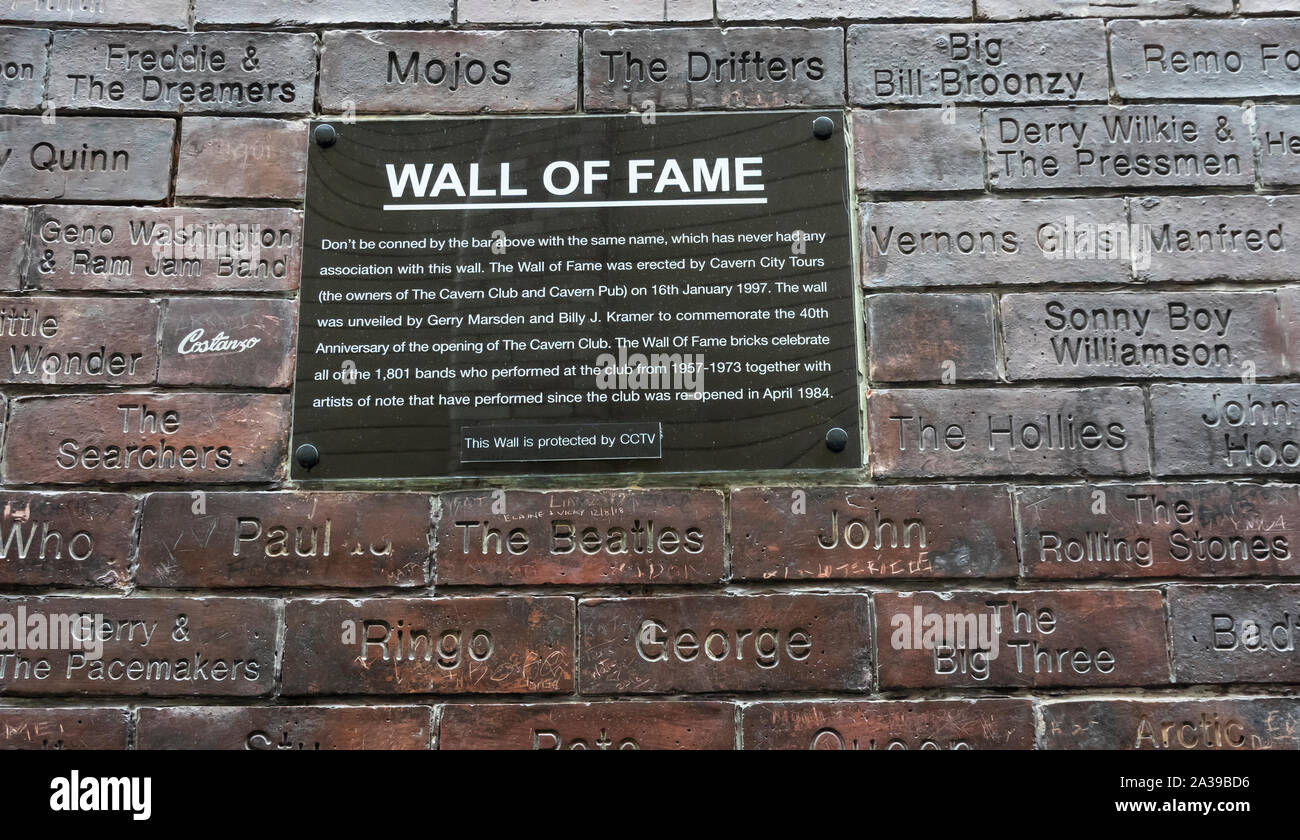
[{"left": 0, "top": 0, "right": 1297, "bottom": 751}]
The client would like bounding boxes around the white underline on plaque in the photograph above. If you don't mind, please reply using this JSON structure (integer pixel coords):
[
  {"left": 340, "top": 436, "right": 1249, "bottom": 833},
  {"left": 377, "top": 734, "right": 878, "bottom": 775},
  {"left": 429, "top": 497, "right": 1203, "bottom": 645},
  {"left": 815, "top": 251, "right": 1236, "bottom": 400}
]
[{"left": 382, "top": 198, "right": 770, "bottom": 211}]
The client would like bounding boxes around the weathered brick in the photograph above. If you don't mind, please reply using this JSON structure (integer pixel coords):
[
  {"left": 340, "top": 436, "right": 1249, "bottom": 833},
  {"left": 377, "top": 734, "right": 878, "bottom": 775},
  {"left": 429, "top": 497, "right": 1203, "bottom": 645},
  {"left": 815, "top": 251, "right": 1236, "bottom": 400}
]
[
  {"left": 1130, "top": 195, "right": 1300, "bottom": 284},
  {"left": 862, "top": 198, "right": 1132, "bottom": 287},
  {"left": 875, "top": 588, "right": 1169, "bottom": 688},
  {"left": 1001, "top": 291, "right": 1290, "bottom": 380},
  {"left": 49, "top": 30, "right": 316, "bottom": 115},
  {"left": 0, "top": 596, "right": 277, "bottom": 697},
  {"left": 854, "top": 109, "right": 984, "bottom": 193},
  {"left": 849, "top": 22, "right": 1108, "bottom": 107},
  {"left": 137, "top": 706, "right": 433, "bottom": 749},
  {"left": 0, "top": 491, "right": 135, "bottom": 588},
  {"left": 868, "top": 387, "right": 1149, "bottom": 478},
  {"left": 0, "top": 206, "right": 25, "bottom": 290},
  {"left": 1241, "top": 0, "right": 1300, "bottom": 10},
  {"left": 158, "top": 297, "right": 296, "bottom": 388},
  {"left": 986, "top": 105, "right": 1253, "bottom": 190},
  {"left": 579, "top": 594, "right": 872, "bottom": 694},
  {"left": 176, "top": 117, "right": 305, "bottom": 200},
  {"left": 1017, "top": 483, "right": 1300, "bottom": 579},
  {"left": 584, "top": 28, "right": 844, "bottom": 111},
  {"left": 29, "top": 205, "right": 302, "bottom": 293},
  {"left": 0, "top": 296, "right": 159, "bottom": 385},
  {"left": 439, "top": 702, "right": 734, "bottom": 750},
  {"left": 721, "top": 0, "right": 972, "bottom": 18},
  {"left": 1149, "top": 384, "right": 1300, "bottom": 476},
  {"left": 0, "top": 116, "right": 174, "bottom": 201},
  {"left": 978, "top": 0, "right": 1231, "bottom": 18},
  {"left": 0, "top": 1, "right": 187, "bottom": 27},
  {"left": 0, "top": 708, "right": 127, "bottom": 749},
  {"left": 320, "top": 30, "right": 578, "bottom": 114},
  {"left": 743, "top": 699, "right": 1036, "bottom": 749},
  {"left": 1255, "top": 105, "right": 1300, "bottom": 187},
  {"left": 1170, "top": 584, "right": 1300, "bottom": 684},
  {"left": 1282, "top": 287, "right": 1300, "bottom": 372},
  {"left": 436, "top": 489, "right": 724, "bottom": 586},
  {"left": 0, "top": 27, "right": 47, "bottom": 110},
  {"left": 3, "top": 393, "right": 290, "bottom": 485},
  {"left": 731, "top": 486, "right": 1018, "bottom": 581},
  {"left": 868, "top": 293, "right": 998, "bottom": 382},
  {"left": 1111, "top": 20, "right": 1300, "bottom": 100},
  {"left": 1042, "top": 698, "right": 1300, "bottom": 749},
  {"left": 462, "top": 0, "right": 712, "bottom": 23},
  {"left": 282, "top": 597, "right": 575, "bottom": 695},
  {"left": 196, "top": 0, "right": 451, "bottom": 25},
  {"left": 137, "top": 492, "right": 430, "bottom": 589}
]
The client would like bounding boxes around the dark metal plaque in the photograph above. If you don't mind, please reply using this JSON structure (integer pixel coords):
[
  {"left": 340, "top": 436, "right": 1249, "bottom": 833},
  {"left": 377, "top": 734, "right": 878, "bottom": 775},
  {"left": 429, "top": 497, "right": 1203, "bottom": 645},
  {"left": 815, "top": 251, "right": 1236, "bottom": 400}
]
[{"left": 293, "top": 111, "right": 859, "bottom": 479}]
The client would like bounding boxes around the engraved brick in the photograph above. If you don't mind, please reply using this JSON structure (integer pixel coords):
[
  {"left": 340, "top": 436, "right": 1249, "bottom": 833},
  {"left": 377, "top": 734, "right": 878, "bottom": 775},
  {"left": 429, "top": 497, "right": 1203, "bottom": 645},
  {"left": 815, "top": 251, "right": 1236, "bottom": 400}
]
[
  {"left": 29, "top": 205, "right": 302, "bottom": 293},
  {"left": 986, "top": 105, "right": 1253, "bottom": 190},
  {"left": 462, "top": 0, "right": 712, "bottom": 23},
  {"left": 1042, "top": 698, "right": 1300, "bottom": 749},
  {"left": 437, "top": 489, "right": 724, "bottom": 586},
  {"left": 1255, "top": 105, "right": 1300, "bottom": 187},
  {"left": 720, "top": 0, "right": 972, "bottom": 18},
  {"left": 0, "top": 296, "right": 158, "bottom": 385},
  {"left": 320, "top": 30, "right": 578, "bottom": 114},
  {"left": 137, "top": 706, "right": 433, "bottom": 749},
  {"left": 862, "top": 198, "right": 1132, "bottom": 287},
  {"left": 868, "top": 293, "right": 998, "bottom": 382},
  {"left": 0, "top": 27, "right": 48, "bottom": 110},
  {"left": 977, "top": 0, "right": 1231, "bottom": 18},
  {"left": 1131, "top": 195, "right": 1300, "bottom": 284},
  {"left": 1111, "top": 20, "right": 1300, "bottom": 100},
  {"left": 1241, "top": 0, "right": 1300, "bottom": 10},
  {"left": 195, "top": 0, "right": 451, "bottom": 25},
  {"left": 731, "top": 485, "right": 1018, "bottom": 581},
  {"left": 578, "top": 594, "right": 872, "bottom": 694},
  {"left": 282, "top": 597, "right": 575, "bottom": 695},
  {"left": 158, "top": 297, "right": 296, "bottom": 388},
  {"left": 1017, "top": 483, "right": 1300, "bottom": 579},
  {"left": 137, "top": 492, "right": 430, "bottom": 589},
  {"left": 1170, "top": 584, "right": 1300, "bottom": 684},
  {"left": 0, "top": 116, "right": 174, "bottom": 201},
  {"left": 1149, "top": 384, "right": 1300, "bottom": 476},
  {"left": 0, "top": 1, "right": 188, "bottom": 27},
  {"left": 868, "top": 387, "right": 1149, "bottom": 478},
  {"left": 743, "top": 699, "right": 1036, "bottom": 750},
  {"left": 583, "top": 28, "right": 844, "bottom": 111},
  {"left": 875, "top": 588, "right": 1169, "bottom": 689},
  {"left": 439, "top": 701, "right": 734, "bottom": 750},
  {"left": 0, "top": 491, "right": 135, "bottom": 588},
  {"left": 849, "top": 22, "right": 1108, "bottom": 107},
  {"left": 0, "top": 206, "right": 26, "bottom": 290},
  {"left": 176, "top": 117, "right": 305, "bottom": 200},
  {"left": 0, "top": 596, "right": 277, "bottom": 697},
  {"left": 3, "top": 393, "right": 290, "bottom": 485},
  {"left": 1001, "top": 291, "right": 1290, "bottom": 380},
  {"left": 854, "top": 109, "right": 984, "bottom": 193},
  {"left": 49, "top": 30, "right": 316, "bottom": 115},
  {"left": 0, "top": 708, "right": 127, "bottom": 749}
]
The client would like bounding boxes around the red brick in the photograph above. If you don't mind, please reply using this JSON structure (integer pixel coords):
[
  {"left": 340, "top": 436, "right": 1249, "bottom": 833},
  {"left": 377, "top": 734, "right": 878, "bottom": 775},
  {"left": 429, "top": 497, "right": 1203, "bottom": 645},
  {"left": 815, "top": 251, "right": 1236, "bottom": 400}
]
[
  {"left": 282, "top": 597, "right": 575, "bottom": 695},
  {"left": 868, "top": 293, "right": 999, "bottom": 383},
  {"left": 0, "top": 206, "right": 25, "bottom": 291},
  {"left": 0, "top": 708, "right": 128, "bottom": 749},
  {"left": 158, "top": 297, "right": 296, "bottom": 388},
  {"left": 875, "top": 589, "right": 1169, "bottom": 689},
  {"left": 437, "top": 489, "right": 724, "bottom": 586},
  {"left": 137, "top": 706, "right": 432, "bottom": 749},
  {"left": 3, "top": 393, "right": 290, "bottom": 485},
  {"left": 0, "top": 491, "right": 136, "bottom": 588},
  {"left": 137, "top": 492, "right": 430, "bottom": 589},
  {"left": 731, "top": 485, "right": 1017, "bottom": 581},
  {"left": 0, "top": 596, "right": 277, "bottom": 697},
  {"left": 579, "top": 594, "right": 872, "bottom": 694},
  {"left": 439, "top": 702, "right": 734, "bottom": 750},
  {"left": 854, "top": 108, "right": 984, "bottom": 193},
  {"left": 0, "top": 296, "right": 158, "bottom": 386},
  {"left": 1042, "top": 698, "right": 1300, "bottom": 749},
  {"left": 0, "top": 116, "right": 175, "bottom": 202},
  {"left": 176, "top": 118, "right": 306, "bottom": 200},
  {"left": 743, "top": 699, "right": 1035, "bottom": 750}
]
